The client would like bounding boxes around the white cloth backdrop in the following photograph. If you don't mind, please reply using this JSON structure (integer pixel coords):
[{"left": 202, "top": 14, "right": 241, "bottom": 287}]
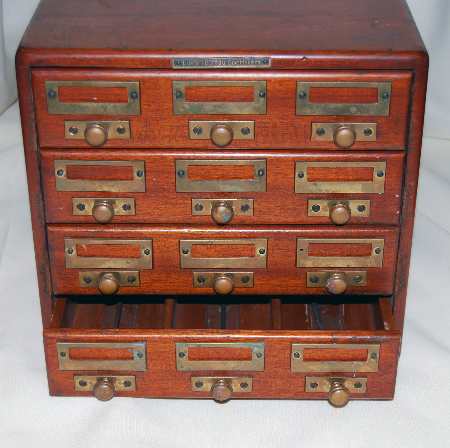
[{"left": 0, "top": 1, "right": 449, "bottom": 447}]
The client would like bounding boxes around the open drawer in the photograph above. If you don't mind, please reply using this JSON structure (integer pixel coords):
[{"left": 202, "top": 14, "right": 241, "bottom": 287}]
[{"left": 44, "top": 296, "right": 401, "bottom": 406}]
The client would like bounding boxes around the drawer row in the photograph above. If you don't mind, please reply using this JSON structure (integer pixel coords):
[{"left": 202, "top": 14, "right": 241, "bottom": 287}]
[
  {"left": 47, "top": 226, "right": 398, "bottom": 296},
  {"left": 33, "top": 69, "right": 412, "bottom": 150},
  {"left": 42, "top": 150, "right": 404, "bottom": 226}
]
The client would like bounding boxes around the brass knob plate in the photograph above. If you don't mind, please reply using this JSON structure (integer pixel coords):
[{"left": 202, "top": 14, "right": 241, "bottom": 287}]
[
  {"left": 79, "top": 271, "right": 140, "bottom": 289},
  {"left": 74, "top": 375, "right": 136, "bottom": 397},
  {"left": 188, "top": 121, "right": 255, "bottom": 142},
  {"left": 308, "top": 200, "right": 370, "bottom": 220},
  {"left": 65, "top": 121, "right": 130, "bottom": 144},
  {"left": 192, "top": 376, "right": 253, "bottom": 400},
  {"left": 72, "top": 198, "right": 136, "bottom": 218},
  {"left": 192, "top": 199, "right": 254, "bottom": 220},
  {"left": 306, "top": 271, "right": 367, "bottom": 289},
  {"left": 311, "top": 122, "right": 377, "bottom": 145},
  {"left": 193, "top": 272, "right": 254, "bottom": 290}
]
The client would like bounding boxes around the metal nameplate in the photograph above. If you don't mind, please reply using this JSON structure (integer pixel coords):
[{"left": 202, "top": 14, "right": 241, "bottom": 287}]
[
  {"left": 193, "top": 272, "right": 254, "bottom": 288},
  {"left": 189, "top": 121, "right": 255, "bottom": 140},
  {"left": 192, "top": 377, "right": 253, "bottom": 393},
  {"left": 173, "top": 80, "right": 266, "bottom": 115},
  {"left": 308, "top": 200, "right": 370, "bottom": 218},
  {"left": 296, "top": 81, "right": 391, "bottom": 116},
  {"left": 55, "top": 160, "right": 146, "bottom": 193},
  {"left": 74, "top": 376, "right": 136, "bottom": 392},
  {"left": 64, "top": 121, "right": 131, "bottom": 140},
  {"left": 172, "top": 56, "right": 271, "bottom": 69},
  {"left": 79, "top": 271, "right": 140, "bottom": 288},
  {"left": 180, "top": 238, "right": 267, "bottom": 269},
  {"left": 65, "top": 238, "right": 153, "bottom": 270},
  {"left": 297, "top": 238, "right": 384, "bottom": 268},
  {"left": 57, "top": 342, "right": 147, "bottom": 371},
  {"left": 72, "top": 198, "right": 136, "bottom": 217},
  {"left": 292, "top": 344, "right": 380, "bottom": 373},
  {"left": 46, "top": 81, "right": 140, "bottom": 115},
  {"left": 176, "top": 342, "right": 265, "bottom": 371},
  {"left": 306, "top": 271, "right": 367, "bottom": 288},
  {"left": 176, "top": 159, "right": 267, "bottom": 193},
  {"left": 305, "top": 377, "right": 367, "bottom": 394},
  {"left": 191, "top": 199, "right": 254, "bottom": 217},
  {"left": 311, "top": 123, "right": 377, "bottom": 142},
  {"left": 295, "top": 161, "right": 386, "bottom": 194}
]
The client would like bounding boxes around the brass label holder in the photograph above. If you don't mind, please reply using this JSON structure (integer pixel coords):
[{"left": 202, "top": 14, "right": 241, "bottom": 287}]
[
  {"left": 295, "top": 161, "right": 386, "bottom": 194},
  {"left": 72, "top": 198, "right": 136, "bottom": 217},
  {"left": 176, "top": 159, "right": 267, "bottom": 193},
  {"left": 297, "top": 238, "right": 384, "bottom": 268},
  {"left": 57, "top": 342, "right": 147, "bottom": 371},
  {"left": 176, "top": 342, "right": 265, "bottom": 371},
  {"left": 191, "top": 199, "right": 254, "bottom": 217},
  {"left": 291, "top": 344, "right": 380, "bottom": 373},
  {"left": 307, "top": 200, "right": 370, "bottom": 218},
  {"left": 74, "top": 376, "right": 136, "bottom": 392},
  {"left": 64, "top": 121, "right": 131, "bottom": 140},
  {"left": 45, "top": 80, "right": 140, "bottom": 115},
  {"left": 193, "top": 272, "right": 254, "bottom": 288},
  {"left": 79, "top": 271, "right": 140, "bottom": 288},
  {"left": 189, "top": 121, "right": 255, "bottom": 140},
  {"left": 180, "top": 239, "right": 267, "bottom": 269},
  {"left": 307, "top": 271, "right": 367, "bottom": 288},
  {"left": 305, "top": 377, "right": 367, "bottom": 394},
  {"left": 191, "top": 377, "right": 253, "bottom": 393},
  {"left": 65, "top": 238, "right": 153, "bottom": 270},
  {"left": 173, "top": 80, "right": 267, "bottom": 115},
  {"left": 311, "top": 123, "right": 377, "bottom": 142},
  {"left": 55, "top": 160, "right": 146, "bottom": 193},
  {"left": 296, "top": 81, "right": 391, "bottom": 116}
]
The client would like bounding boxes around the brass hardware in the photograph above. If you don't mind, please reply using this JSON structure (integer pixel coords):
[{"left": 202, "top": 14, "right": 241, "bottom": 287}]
[
  {"left": 297, "top": 238, "right": 384, "bottom": 268},
  {"left": 192, "top": 377, "right": 253, "bottom": 402},
  {"left": 306, "top": 377, "right": 367, "bottom": 408},
  {"left": 65, "top": 121, "right": 131, "bottom": 146},
  {"left": 45, "top": 81, "right": 140, "bottom": 115},
  {"left": 192, "top": 199, "right": 254, "bottom": 225},
  {"left": 173, "top": 80, "right": 266, "bottom": 115},
  {"left": 213, "top": 276, "right": 234, "bottom": 295},
  {"left": 189, "top": 121, "right": 255, "bottom": 145},
  {"left": 57, "top": 342, "right": 147, "bottom": 371},
  {"left": 79, "top": 271, "right": 140, "bottom": 290},
  {"left": 308, "top": 200, "right": 370, "bottom": 223},
  {"left": 176, "top": 159, "right": 266, "bottom": 193},
  {"left": 291, "top": 344, "right": 380, "bottom": 373},
  {"left": 98, "top": 272, "right": 120, "bottom": 295},
  {"left": 307, "top": 271, "right": 367, "bottom": 289},
  {"left": 75, "top": 376, "right": 136, "bottom": 400},
  {"left": 296, "top": 81, "right": 391, "bottom": 116},
  {"left": 172, "top": 56, "right": 271, "bottom": 69},
  {"left": 180, "top": 239, "right": 267, "bottom": 269},
  {"left": 73, "top": 198, "right": 136, "bottom": 222},
  {"left": 55, "top": 160, "right": 145, "bottom": 192},
  {"left": 325, "top": 272, "right": 348, "bottom": 294},
  {"left": 295, "top": 161, "right": 386, "bottom": 194},
  {"left": 312, "top": 123, "right": 377, "bottom": 146},
  {"left": 65, "top": 238, "right": 153, "bottom": 270},
  {"left": 176, "top": 342, "right": 264, "bottom": 371},
  {"left": 194, "top": 272, "right": 254, "bottom": 291}
]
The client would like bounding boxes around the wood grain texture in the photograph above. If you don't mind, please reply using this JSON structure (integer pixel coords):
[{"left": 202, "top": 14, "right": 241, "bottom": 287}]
[
  {"left": 41, "top": 150, "right": 405, "bottom": 225},
  {"left": 32, "top": 69, "right": 412, "bottom": 150}
]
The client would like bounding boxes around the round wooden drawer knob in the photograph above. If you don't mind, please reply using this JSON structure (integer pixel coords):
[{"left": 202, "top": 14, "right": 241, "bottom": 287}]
[
  {"left": 93, "top": 378, "right": 115, "bottom": 401},
  {"left": 98, "top": 273, "right": 120, "bottom": 295},
  {"left": 211, "top": 379, "right": 233, "bottom": 403},
  {"left": 84, "top": 123, "right": 108, "bottom": 147},
  {"left": 326, "top": 273, "right": 348, "bottom": 295},
  {"left": 213, "top": 276, "right": 234, "bottom": 295},
  {"left": 211, "top": 202, "right": 234, "bottom": 225},
  {"left": 333, "top": 125, "right": 356, "bottom": 148},
  {"left": 329, "top": 202, "right": 351, "bottom": 225},
  {"left": 210, "top": 124, "right": 234, "bottom": 147},
  {"left": 92, "top": 201, "right": 115, "bottom": 224},
  {"left": 328, "top": 379, "right": 350, "bottom": 408}
]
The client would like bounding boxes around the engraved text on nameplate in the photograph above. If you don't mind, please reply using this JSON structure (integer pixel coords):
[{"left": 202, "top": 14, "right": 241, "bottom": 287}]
[{"left": 172, "top": 57, "right": 271, "bottom": 69}]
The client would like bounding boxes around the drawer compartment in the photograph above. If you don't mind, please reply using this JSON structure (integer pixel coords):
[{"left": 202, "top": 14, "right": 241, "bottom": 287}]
[
  {"left": 33, "top": 69, "right": 411, "bottom": 150},
  {"left": 44, "top": 296, "right": 400, "bottom": 402},
  {"left": 41, "top": 150, "right": 404, "bottom": 226},
  {"left": 47, "top": 226, "right": 398, "bottom": 296}
]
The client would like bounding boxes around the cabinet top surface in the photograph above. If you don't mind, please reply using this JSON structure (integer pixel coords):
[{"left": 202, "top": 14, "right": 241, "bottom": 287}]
[{"left": 21, "top": 0, "right": 425, "bottom": 54}]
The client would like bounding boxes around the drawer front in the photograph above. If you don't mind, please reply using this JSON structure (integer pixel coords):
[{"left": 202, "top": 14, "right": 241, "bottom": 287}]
[
  {"left": 33, "top": 69, "right": 411, "bottom": 150},
  {"left": 47, "top": 226, "right": 398, "bottom": 296},
  {"left": 41, "top": 151, "right": 404, "bottom": 226}
]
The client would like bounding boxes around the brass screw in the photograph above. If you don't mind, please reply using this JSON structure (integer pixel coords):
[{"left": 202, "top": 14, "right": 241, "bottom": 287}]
[
  {"left": 311, "top": 204, "right": 321, "bottom": 213},
  {"left": 309, "top": 275, "right": 320, "bottom": 284},
  {"left": 374, "top": 247, "right": 382, "bottom": 255},
  {"left": 78, "top": 380, "right": 87, "bottom": 387},
  {"left": 259, "top": 91, "right": 266, "bottom": 98},
  {"left": 376, "top": 170, "right": 385, "bottom": 178},
  {"left": 257, "top": 169, "right": 265, "bottom": 177},
  {"left": 193, "top": 126, "right": 203, "bottom": 136},
  {"left": 48, "top": 89, "right": 57, "bottom": 98},
  {"left": 127, "top": 276, "right": 136, "bottom": 283},
  {"left": 136, "top": 170, "right": 144, "bottom": 178},
  {"left": 240, "top": 382, "right": 249, "bottom": 389},
  {"left": 197, "top": 276, "right": 206, "bottom": 284},
  {"left": 68, "top": 126, "right": 79, "bottom": 135},
  {"left": 182, "top": 248, "right": 190, "bottom": 255},
  {"left": 124, "top": 380, "right": 132, "bottom": 388},
  {"left": 354, "top": 382, "right": 363, "bottom": 389},
  {"left": 310, "top": 382, "right": 318, "bottom": 389},
  {"left": 371, "top": 352, "right": 378, "bottom": 360},
  {"left": 382, "top": 91, "right": 390, "bottom": 100},
  {"left": 241, "top": 275, "right": 250, "bottom": 284},
  {"left": 255, "top": 352, "right": 263, "bottom": 359},
  {"left": 357, "top": 204, "right": 366, "bottom": 212},
  {"left": 116, "top": 126, "right": 126, "bottom": 135},
  {"left": 130, "top": 91, "right": 139, "bottom": 100},
  {"left": 195, "top": 381, "right": 204, "bottom": 389},
  {"left": 67, "top": 248, "right": 74, "bottom": 255},
  {"left": 175, "top": 90, "right": 183, "bottom": 99},
  {"left": 353, "top": 275, "right": 363, "bottom": 284},
  {"left": 76, "top": 203, "right": 86, "bottom": 211},
  {"left": 241, "top": 127, "right": 251, "bottom": 136},
  {"left": 177, "top": 170, "right": 186, "bottom": 177},
  {"left": 258, "top": 248, "right": 266, "bottom": 255},
  {"left": 364, "top": 128, "right": 373, "bottom": 137},
  {"left": 122, "top": 203, "right": 132, "bottom": 211},
  {"left": 136, "top": 352, "right": 144, "bottom": 359},
  {"left": 316, "top": 127, "right": 326, "bottom": 136},
  {"left": 298, "top": 91, "right": 307, "bottom": 99},
  {"left": 293, "top": 352, "right": 300, "bottom": 359},
  {"left": 60, "top": 352, "right": 66, "bottom": 357},
  {"left": 83, "top": 276, "right": 92, "bottom": 284},
  {"left": 194, "top": 203, "right": 204, "bottom": 212},
  {"left": 56, "top": 169, "right": 65, "bottom": 177},
  {"left": 178, "top": 352, "right": 186, "bottom": 358},
  {"left": 297, "top": 171, "right": 305, "bottom": 179},
  {"left": 241, "top": 204, "right": 250, "bottom": 212},
  {"left": 143, "top": 248, "right": 151, "bottom": 256}
]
